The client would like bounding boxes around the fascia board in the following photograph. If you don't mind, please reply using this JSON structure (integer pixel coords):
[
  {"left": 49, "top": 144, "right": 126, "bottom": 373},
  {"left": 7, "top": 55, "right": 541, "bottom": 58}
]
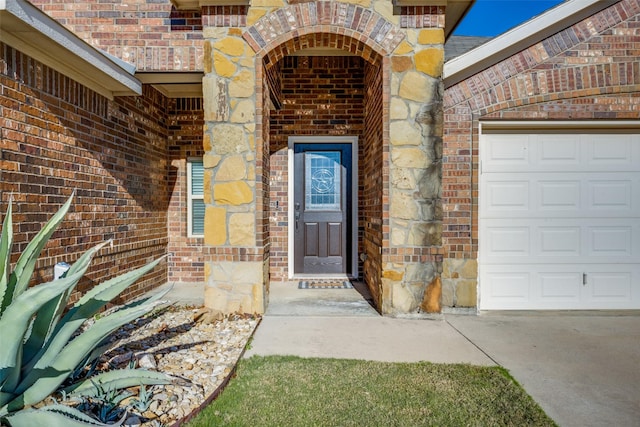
[
  {"left": 444, "top": 0, "right": 618, "bottom": 88},
  {"left": 0, "top": 0, "right": 141, "bottom": 99}
]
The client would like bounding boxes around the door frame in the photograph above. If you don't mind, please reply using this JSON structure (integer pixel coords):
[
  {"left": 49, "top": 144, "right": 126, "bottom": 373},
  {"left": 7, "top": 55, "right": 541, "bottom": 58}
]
[{"left": 288, "top": 135, "right": 359, "bottom": 279}]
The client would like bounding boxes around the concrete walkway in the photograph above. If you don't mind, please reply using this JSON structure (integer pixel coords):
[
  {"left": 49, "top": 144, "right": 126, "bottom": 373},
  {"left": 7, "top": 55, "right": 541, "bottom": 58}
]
[
  {"left": 243, "top": 282, "right": 640, "bottom": 427},
  {"left": 244, "top": 315, "right": 495, "bottom": 365},
  {"left": 161, "top": 282, "right": 640, "bottom": 426}
]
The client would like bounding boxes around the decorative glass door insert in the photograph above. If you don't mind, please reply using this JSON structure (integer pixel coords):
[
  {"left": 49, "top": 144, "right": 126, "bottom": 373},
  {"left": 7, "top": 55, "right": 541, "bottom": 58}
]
[{"left": 305, "top": 152, "right": 341, "bottom": 211}]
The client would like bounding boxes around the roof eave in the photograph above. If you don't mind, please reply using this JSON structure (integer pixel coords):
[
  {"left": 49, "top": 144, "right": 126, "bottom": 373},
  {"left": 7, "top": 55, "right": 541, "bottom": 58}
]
[
  {"left": 443, "top": 0, "right": 618, "bottom": 88},
  {"left": 0, "top": 0, "right": 141, "bottom": 99}
]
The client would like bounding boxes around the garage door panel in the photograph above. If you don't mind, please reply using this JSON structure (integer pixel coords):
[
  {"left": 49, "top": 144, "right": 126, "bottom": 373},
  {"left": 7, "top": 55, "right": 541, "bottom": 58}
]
[
  {"left": 587, "top": 134, "right": 638, "bottom": 167},
  {"left": 588, "top": 180, "right": 633, "bottom": 212},
  {"left": 538, "top": 135, "right": 580, "bottom": 165},
  {"left": 484, "top": 134, "right": 640, "bottom": 173},
  {"left": 539, "top": 227, "right": 581, "bottom": 256},
  {"left": 485, "top": 180, "right": 529, "bottom": 211},
  {"left": 539, "top": 272, "right": 581, "bottom": 299},
  {"left": 481, "top": 269, "right": 530, "bottom": 309},
  {"left": 480, "top": 132, "right": 640, "bottom": 310},
  {"left": 484, "top": 134, "right": 530, "bottom": 169},
  {"left": 483, "top": 219, "right": 639, "bottom": 264},
  {"left": 483, "top": 173, "right": 639, "bottom": 218},
  {"left": 587, "top": 271, "right": 632, "bottom": 302},
  {"left": 588, "top": 226, "right": 633, "bottom": 257},
  {"left": 480, "top": 265, "right": 640, "bottom": 309},
  {"left": 482, "top": 224, "right": 530, "bottom": 257},
  {"left": 539, "top": 180, "right": 581, "bottom": 211}
]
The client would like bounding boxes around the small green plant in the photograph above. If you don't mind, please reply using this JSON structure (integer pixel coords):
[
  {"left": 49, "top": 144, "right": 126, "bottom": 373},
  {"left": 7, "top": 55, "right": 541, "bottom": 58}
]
[
  {"left": 129, "top": 385, "right": 153, "bottom": 413},
  {"left": 73, "top": 383, "right": 133, "bottom": 425},
  {"left": 0, "top": 195, "right": 173, "bottom": 426}
]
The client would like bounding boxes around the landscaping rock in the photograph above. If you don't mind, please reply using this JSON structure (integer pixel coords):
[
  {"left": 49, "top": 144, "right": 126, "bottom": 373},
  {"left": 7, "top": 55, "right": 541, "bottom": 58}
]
[{"left": 96, "top": 306, "right": 259, "bottom": 426}]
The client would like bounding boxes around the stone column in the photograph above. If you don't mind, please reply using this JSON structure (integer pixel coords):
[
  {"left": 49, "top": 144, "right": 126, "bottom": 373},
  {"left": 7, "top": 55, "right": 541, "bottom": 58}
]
[
  {"left": 202, "top": 26, "right": 265, "bottom": 314},
  {"left": 382, "top": 28, "right": 445, "bottom": 314}
]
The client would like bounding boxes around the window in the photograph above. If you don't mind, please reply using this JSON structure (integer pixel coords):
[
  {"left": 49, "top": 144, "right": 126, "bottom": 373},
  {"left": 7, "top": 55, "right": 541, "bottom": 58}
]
[{"left": 187, "top": 159, "right": 204, "bottom": 237}]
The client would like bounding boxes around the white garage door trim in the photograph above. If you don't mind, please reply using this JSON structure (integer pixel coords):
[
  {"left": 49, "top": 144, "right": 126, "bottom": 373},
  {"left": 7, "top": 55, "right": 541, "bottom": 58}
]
[{"left": 479, "top": 121, "right": 640, "bottom": 310}]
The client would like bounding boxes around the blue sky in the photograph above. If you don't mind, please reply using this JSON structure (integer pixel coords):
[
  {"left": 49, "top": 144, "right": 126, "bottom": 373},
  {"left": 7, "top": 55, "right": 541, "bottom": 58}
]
[{"left": 453, "top": 0, "right": 565, "bottom": 36}]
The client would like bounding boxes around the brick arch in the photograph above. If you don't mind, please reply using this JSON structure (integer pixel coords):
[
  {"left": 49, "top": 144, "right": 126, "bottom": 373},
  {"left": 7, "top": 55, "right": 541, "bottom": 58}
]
[
  {"left": 243, "top": 1, "right": 404, "bottom": 63},
  {"left": 262, "top": 32, "right": 383, "bottom": 67}
]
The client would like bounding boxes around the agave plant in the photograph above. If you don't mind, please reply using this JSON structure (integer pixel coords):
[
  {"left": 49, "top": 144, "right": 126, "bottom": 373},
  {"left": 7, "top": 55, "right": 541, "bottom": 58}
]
[{"left": 0, "top": 195, "right": 172, "bottom": 426}]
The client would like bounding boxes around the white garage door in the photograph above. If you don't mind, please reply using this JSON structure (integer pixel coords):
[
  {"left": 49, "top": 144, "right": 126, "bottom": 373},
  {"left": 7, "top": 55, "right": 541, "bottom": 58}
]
[{"left": 480, "top": 132, "right": 640, "bottom": 310}]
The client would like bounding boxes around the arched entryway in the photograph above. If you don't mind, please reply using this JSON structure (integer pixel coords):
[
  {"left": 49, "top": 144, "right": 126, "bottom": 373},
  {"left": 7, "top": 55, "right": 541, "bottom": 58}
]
[
  {"left": 256, "top": 33, "right": 386, "bottom": 309},
  {"left": 201, "top": 1, "right": 446, "bottom": 316}
]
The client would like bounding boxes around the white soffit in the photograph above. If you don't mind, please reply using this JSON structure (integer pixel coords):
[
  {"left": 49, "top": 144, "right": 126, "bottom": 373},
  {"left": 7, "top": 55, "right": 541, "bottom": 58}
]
[
  {"left": 0, "top": 0, "right": 141, "bottom": 99},
  {"left": 137, "top": 72, "right": 204, "bottom": 98},
  {"left": 444, "top": 0, "right": 618, "bottom": 88}
]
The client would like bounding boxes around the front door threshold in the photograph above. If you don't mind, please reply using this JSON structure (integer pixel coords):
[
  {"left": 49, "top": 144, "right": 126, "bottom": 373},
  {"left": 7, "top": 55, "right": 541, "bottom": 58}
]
[
  {"left": 291, "top": 275, "right": 356, "bottom": 280},
  {"left": 266, "top": 281, "right": 379, "bottom": 317}
]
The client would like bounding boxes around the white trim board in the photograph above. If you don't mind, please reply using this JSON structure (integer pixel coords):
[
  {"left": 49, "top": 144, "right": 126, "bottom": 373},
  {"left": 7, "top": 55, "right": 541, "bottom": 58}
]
[
  {"left": 444, "top": 0, "right": 617, "bottom": 88},
  {"left": 0, "top": 0, "right": 141, "bottom": 99},
  {"left": 287, "top": 135, "right": 359, "bottom": 279}
]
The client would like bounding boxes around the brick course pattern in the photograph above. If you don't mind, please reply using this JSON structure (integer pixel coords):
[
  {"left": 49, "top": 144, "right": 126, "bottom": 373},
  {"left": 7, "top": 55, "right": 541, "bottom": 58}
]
[
  {"left": 30, "top": 0, "right": 203, "bottom": 71},
  {"left": 442, "top": 0, "right": 640, "bottom": 306},
  {"left": 361, "top": 59, "right": 384, "bottom": 306},
  {"left": 0, "top": 42, "right": 183, "bottom": 303},
  {"left": 167, "top": 98, "right": 205, "bottom": 285}
]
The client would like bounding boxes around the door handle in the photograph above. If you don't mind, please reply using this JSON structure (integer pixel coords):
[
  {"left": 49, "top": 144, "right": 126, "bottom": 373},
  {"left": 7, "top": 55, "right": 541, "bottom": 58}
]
[{"left": 295, "top": 212, "right": 300, "bottom": 231}]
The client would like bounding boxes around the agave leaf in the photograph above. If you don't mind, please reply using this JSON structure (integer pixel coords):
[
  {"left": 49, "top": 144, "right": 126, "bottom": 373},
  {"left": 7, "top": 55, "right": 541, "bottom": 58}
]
[
  {"left": 3, "top": 403, "right": 122, "bottom": 427},
  {"left": 22, "top": 256, "right": 166, "bottom": 376},
  {"left": 63, "top": 369, "right": 172, "bottom": 398},
  {"left": 72, "top": 255, "right": 167, "bottom": 311},
  {"left": 6, "top": 194, "right": 73, "bottom": 304},
  {"left": 0, "top": 270, "right": 85, "bottom": 388},
  {"left": 22, "top": 241, "right": 111, "bottom": 367},
  {"left": 83, "top": 289, "right": 172, "bottom": 370},
  {"left": 11, "top": 299, "right": 163, "bottom": 409},
  {"left": 0, "top": 201, "right": 13, "bottom": 316}
]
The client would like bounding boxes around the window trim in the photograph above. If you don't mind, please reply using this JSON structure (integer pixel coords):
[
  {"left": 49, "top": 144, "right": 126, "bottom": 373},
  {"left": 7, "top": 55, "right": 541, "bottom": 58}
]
[{"left": 187, "top": 158, "right": 204, "bottom": 238}]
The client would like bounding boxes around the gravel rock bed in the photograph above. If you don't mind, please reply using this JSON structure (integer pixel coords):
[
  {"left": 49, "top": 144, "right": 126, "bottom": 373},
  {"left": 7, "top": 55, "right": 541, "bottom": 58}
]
[{"left": 94, "top": 306, "right": 259, "bottom": 426}]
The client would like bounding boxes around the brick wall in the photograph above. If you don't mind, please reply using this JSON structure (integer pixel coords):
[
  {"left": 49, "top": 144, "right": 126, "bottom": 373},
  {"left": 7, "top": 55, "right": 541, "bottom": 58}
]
[
  {"left": 30, "top": 0, "right": 203, "bottom": 72},
  {"left": 167, "top": 98, "right": 205, "bottom": 284},
  {"left": 441, "top": 0, "right": 640, "bottom": 307},
  {"left": 361, "top": 60, "right": 384, "bottom": 305},
  {"left": 0, "top": 42, "right": 169, "bottom": 303},
  {"left": 268, "top": 56, "right": 365, "bottom": 280}
]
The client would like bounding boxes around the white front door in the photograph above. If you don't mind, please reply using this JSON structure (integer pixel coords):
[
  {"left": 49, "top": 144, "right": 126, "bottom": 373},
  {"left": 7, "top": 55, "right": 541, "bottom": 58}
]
[{"left": 479, "top": 132, "right": 640, "bottom": 310}]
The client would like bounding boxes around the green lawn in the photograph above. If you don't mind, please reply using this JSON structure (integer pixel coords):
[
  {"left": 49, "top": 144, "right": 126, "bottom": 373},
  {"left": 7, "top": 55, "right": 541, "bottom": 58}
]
[{"left": 186, "top": 356, "right": 556, "bottom": 427}]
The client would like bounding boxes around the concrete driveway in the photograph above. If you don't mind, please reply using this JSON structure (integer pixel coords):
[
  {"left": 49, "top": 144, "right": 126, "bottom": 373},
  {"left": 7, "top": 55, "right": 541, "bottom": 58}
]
[{"left": 447, "top": 313, "right": 640, "bottom": 427}]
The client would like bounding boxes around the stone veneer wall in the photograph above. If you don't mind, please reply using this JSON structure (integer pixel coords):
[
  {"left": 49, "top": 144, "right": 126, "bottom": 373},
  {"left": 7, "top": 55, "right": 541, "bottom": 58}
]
[
  {"left": 442, "top": 0, "right": 640, "bottom": 308},
  {"left": 383, "top": 26, "right": 445, "bottom": 314},
  {"left": 0, "top": 42, "right": 168, "bottom": 304},
  {"left": 167, "top": 98, "right": 206, "bottom": 284},
  {"left": 202, "top": 1, "right": 447, "bottom": 315},
  {"left": 201, "top": 12, "right": 265, "bottom": 314},
  {"left": 268, "top": 56, "right": 365, "bottom": 281}
]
